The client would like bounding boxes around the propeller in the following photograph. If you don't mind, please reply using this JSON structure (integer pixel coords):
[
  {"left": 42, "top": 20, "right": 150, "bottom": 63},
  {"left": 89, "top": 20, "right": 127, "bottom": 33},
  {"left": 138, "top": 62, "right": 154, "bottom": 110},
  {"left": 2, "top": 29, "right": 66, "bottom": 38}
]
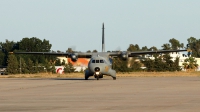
[
  {"left": 66, "top": 46, "right": 77, "bottom": 53},
  {"left": 115, "top": 46, "right": 121, "bottom": 52},
  {"left": 186, "top": 44, "right": 190, "bottom": 48},
  {"left": 70, "top": 46, "right": 76, "bottom": 51}
]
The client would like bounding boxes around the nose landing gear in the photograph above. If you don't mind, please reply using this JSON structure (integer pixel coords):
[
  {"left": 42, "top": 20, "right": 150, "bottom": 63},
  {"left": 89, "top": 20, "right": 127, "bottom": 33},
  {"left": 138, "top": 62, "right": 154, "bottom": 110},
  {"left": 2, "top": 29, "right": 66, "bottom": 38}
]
[
  {"left": 94, "top": 72, "right": 103, "bottom": 80},
  {"left": 94, "top": 67, "right": 101, "bottom": 80}
]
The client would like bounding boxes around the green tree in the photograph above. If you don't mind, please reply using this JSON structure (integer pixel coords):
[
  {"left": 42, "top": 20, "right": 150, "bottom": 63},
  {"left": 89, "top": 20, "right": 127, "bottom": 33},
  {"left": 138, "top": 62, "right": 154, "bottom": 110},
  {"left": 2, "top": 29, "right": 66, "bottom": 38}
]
[
  {"left": 161, "top": 43, "right": 171, "bottom": 50},
  {"left": 149, "top": 46, "right": 157, "bottom": 51},
  {"left": 64, "top": 62, "right": 75, "bottom": 73},
  {"left": 34, "top": 60, "right": 39, "bottom": 73},
  {"left": 26, "top": 58, "right": 34, "bottom": 74},
  {"left": 44, "top": 59, "right": 51, "bottom": 73},
  {"left": 0, "top": 40, "right": 17, "bottom": 66},
  {"left": 140, "top": 46, "right": 148, "bottom": 57},
  {"left": 174, "top": 57, "right": 181, "bottom": 71},
  {"left": 18, "top": 37, "right": 55, "bottom": 64},
  {"left": 169, "top": 38, "right": 184, "bottom": 50},
  {"left": 19, "top": 57, "right": 28, "bottom": 74},
  {"left": 187, "top": 37, "right": 197, "bottom": 44},
  {"left": 19, "top": 37, "right": 52, "bottom": 52},
  {"left": 55, "top": 59, "right": 61, "bottom": 66},
  {"left": 154, "top": 57, "right": 166, "bottom": 71},
  {"left": 61, "top": 59, "right": 66, "bottom": 65},
  {"left": 86, "top": 50, "right": 91, "bottom": 53},
  {"left": 113, "top": 58, "right": 129, "bottom": 72},
  {"left": 187, "top": 37, "right": 200, "bottom": 57},
  {"left": 0, "top": 51, "right": 5, "bottom": 66},
  {"left": 64, "top": 64, "right": 70, "bottom": 73},
  {"left": 141, "top": 46, "right": 148, "bottom": 51},
  {"left": 182, "top": 57, "right": 199, "bottom": 71},
  {"left": 127, "top": 44, "right": 140, "bottom": 51},
  {"left": 149, "top": 46, "right": 158, "bottom": 57},
  {"left": 142, "top": 58, "right": 155, "bottom": 72},
  {"left": 142, "top": 54, "right": 181, "bottom": 72},
  {"left": 67, "top": 48, "right": 73, "bottom": 53},
  {"left": 51, "top": 63, "right": 56, "bottom": 74},
  {"left": 129, "top": 61, "right": 142, "bottom": 71},
  {"left": 6, "top": 55, "right": 19, "bottom": 74},
  {"left": 92, "top": 50, "right": 98, "bottom": 52},
  {"left": 163, "top": 54, "right": 175, "bottom": 71},
  {"left": 68, "top": 62, "right": 75, "bottom": 73}
]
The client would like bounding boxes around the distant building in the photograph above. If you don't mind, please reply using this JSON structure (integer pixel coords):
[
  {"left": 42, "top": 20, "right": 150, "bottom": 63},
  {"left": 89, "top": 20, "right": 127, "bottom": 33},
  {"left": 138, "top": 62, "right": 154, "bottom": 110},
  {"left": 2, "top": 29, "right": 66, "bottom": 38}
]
[
  {"left": 56, "top": 56, "right": 89, "bottom": 73},
  {"left": 141, "top": 52, "right": 200, "bottom": 71},
  {"left": 56, "top": 56, "right": 68, "bottom": 64},
  {"left": 55, "top": 66, "right": 87, "bottom": 74}
]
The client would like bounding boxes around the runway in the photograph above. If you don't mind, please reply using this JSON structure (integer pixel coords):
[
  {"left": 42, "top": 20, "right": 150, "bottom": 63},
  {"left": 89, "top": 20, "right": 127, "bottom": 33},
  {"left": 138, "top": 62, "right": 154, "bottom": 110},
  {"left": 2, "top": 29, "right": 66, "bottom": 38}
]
[{"left": 0, "top": 77, "right": 200, "bottom": 112}]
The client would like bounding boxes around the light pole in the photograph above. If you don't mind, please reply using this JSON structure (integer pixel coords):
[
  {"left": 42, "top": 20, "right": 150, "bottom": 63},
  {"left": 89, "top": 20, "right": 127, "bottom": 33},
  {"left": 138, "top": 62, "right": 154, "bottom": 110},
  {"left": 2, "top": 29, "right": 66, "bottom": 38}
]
[
  {"left": 18, "top": 42, "right": 21, "bottom": 75},
  {"left": 20, "top": 57, "right": 21, "bottom": 75}
]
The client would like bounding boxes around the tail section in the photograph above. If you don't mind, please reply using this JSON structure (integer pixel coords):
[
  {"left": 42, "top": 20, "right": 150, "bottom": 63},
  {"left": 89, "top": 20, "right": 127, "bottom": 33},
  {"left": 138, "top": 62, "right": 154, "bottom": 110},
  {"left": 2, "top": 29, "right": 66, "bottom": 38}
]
[{"left": 102, "top": 23, "right": 105, "bottom": 52}]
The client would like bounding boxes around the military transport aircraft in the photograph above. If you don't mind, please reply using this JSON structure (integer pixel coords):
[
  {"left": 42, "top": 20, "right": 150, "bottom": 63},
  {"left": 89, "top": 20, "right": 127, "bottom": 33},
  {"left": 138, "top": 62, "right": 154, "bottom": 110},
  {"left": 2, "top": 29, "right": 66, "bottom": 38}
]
[{"left": 11, "top": 23, "right": 187, "bottom": 80}]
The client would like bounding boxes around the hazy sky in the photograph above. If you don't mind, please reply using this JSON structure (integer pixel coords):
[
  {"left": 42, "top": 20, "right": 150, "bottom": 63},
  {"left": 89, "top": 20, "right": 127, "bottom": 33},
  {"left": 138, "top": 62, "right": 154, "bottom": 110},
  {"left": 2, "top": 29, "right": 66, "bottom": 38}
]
[{"left": 0, "top": 0, "right": 200, "bottom": 52}]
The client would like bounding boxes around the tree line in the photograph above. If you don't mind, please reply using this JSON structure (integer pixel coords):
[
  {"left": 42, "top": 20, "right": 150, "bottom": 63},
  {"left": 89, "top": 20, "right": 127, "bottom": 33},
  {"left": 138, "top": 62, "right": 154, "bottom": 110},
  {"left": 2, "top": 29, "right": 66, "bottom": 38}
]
[
  {"left": 0, "top": 37, "right": 199, "bottom": 74},
  {"left": 112, "top": 37, "right": 199, "bottom": 72}
]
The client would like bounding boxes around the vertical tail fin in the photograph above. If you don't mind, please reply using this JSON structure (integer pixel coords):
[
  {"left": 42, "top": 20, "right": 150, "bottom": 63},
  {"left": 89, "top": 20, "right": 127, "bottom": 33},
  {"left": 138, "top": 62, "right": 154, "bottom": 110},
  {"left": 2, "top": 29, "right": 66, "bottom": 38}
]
[{"left": 102, "top": 23, "right": 105, "bottom": 52}]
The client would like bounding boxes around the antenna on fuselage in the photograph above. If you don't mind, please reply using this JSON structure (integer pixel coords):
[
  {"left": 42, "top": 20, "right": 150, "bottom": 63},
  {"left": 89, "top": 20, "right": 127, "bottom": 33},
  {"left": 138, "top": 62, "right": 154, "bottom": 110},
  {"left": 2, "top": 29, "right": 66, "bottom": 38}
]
[{"left": 102, "top": 23, "right": 105, "bottom": 52}]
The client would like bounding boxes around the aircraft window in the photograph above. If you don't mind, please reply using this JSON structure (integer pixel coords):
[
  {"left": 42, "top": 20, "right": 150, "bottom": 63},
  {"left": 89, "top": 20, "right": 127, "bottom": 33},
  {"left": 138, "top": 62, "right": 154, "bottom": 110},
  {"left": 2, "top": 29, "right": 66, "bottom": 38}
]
[
  {"left": 96, "top": 60, "right": 99, "bottom": 63},
  {"left": 100, "top": 60, "right": 104, "bottom": 63},
  {"left": 92, "top": 60, "right": 95, "bottom": 63}
]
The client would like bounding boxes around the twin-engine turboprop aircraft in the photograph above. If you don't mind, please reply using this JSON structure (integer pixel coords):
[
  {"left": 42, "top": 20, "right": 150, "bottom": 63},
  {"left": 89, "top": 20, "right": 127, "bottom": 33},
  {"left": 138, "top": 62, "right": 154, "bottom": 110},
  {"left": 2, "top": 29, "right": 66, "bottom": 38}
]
[{"left": 11, "top": 23, "right": 187, "bottom": 80}]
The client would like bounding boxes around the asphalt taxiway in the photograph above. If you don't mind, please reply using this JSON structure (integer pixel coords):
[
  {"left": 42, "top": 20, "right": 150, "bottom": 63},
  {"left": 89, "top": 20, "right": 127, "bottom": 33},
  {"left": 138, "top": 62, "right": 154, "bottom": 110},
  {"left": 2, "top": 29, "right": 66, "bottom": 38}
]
[{"left": 0, "top": 77, "right": 200, "bottom": 112}]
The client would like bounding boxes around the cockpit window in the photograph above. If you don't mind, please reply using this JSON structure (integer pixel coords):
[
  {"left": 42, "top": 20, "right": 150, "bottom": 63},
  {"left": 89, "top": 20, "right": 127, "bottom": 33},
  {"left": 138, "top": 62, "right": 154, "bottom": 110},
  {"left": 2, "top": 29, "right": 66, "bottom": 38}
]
[
  {"left": 92, "top": 59, "right": 105, "bottom": 63},
  {"left": 92, "top": 60, "right": 95, "bottom": 63}
]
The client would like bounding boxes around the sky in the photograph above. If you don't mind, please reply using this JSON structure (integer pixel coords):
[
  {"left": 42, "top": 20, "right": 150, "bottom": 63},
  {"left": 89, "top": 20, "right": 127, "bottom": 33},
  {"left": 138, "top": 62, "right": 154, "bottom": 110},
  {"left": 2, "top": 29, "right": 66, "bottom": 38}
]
[{"left": 0, "top": 0, "right": 200, "bottom": 52}]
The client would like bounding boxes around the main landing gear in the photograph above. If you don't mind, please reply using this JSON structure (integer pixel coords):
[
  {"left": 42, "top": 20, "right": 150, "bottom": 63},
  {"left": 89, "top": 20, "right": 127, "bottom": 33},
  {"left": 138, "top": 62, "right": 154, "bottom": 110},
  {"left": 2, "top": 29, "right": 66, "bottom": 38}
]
[{"left": 94, "top": 74, "right": 103, "bottom": 80}]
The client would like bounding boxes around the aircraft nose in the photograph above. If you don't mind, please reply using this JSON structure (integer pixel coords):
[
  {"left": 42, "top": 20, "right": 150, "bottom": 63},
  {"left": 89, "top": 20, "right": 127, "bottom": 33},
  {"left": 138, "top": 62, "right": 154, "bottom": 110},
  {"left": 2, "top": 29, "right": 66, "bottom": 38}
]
[{"left": 94, "top": 67, "right": 100, "bottom": 72}]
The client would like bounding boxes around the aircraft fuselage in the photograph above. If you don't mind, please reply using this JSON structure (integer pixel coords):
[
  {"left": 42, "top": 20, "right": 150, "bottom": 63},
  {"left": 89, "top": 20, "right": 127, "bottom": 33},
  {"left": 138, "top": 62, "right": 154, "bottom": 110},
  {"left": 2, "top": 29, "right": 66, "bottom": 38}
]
[{"left": 85, "top": 52, "right": 116, "bottom": 80}]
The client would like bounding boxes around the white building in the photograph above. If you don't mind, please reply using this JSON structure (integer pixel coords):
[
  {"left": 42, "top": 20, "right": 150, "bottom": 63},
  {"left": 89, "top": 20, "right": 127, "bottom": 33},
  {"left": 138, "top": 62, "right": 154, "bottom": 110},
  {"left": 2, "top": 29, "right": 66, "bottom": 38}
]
[
  {"left": 56, "top": 56, "right": 88, "bottom": 73},
  {"left": 55, "top": 66, "right": 87, "bottom": 74},
  {"left": 143, "top": 52, "right": 200, "bottom": 71}
]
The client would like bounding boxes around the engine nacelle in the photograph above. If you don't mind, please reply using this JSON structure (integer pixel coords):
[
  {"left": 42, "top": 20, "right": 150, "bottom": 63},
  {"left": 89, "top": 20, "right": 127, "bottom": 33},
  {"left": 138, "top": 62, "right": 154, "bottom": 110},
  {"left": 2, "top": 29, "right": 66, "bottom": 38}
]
[
  {"left": 121, "top": 52, "right": 128, "bottom": 60},
  {"left": 70, "top": 53, "right": 78, "bottom": 62}
]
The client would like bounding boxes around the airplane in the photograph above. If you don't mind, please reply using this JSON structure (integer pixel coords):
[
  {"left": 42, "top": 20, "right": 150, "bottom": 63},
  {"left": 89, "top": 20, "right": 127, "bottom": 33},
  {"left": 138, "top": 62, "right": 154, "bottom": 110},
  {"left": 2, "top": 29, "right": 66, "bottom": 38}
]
[{"left": 11, "top": 23, "right": 187, "bottom": 80}]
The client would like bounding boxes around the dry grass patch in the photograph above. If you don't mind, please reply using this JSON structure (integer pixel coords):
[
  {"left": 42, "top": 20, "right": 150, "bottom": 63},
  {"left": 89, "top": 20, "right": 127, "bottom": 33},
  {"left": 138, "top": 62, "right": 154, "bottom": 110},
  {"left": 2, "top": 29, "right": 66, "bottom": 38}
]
[
  {"left": 117, "top": 72, "right": 200, "bottom": 77},
  {"left": 0, "top": 72, "right": 199, "bottom": 78},
  {"left": 0, "top": 73, "right": 84, "bottom": 78}
]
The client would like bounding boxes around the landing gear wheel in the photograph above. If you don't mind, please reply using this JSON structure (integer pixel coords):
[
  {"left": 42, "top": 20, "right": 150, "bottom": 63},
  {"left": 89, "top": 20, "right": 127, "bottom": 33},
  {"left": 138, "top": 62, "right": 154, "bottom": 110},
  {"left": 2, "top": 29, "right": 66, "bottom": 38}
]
[
  {"left": 113, "top": 77, "right": 116, "bottom": 80},
  {"left": 85, "top": 76, "right": 89, "bottom": 80},
  {"left": 94, "top": 75, "right": 99, "bottom": 80}
]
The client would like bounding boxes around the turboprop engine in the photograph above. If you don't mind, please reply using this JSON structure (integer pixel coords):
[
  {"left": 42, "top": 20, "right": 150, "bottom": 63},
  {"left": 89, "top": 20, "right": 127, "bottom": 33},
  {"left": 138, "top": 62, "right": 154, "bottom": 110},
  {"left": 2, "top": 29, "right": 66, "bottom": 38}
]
[
  {"left": 70, "top": 53, "right": 78, "bottom": 62},
  {"left": 120, "top": 52, "right": 128, "bottom": 60}
]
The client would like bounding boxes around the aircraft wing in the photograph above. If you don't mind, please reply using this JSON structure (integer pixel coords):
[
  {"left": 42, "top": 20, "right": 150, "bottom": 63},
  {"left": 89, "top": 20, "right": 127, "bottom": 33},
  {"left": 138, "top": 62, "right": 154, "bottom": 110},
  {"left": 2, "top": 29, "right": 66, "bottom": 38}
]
[
  {"left": 129, "top": 49, "right": 187, "bottom": 56},
  {"left": 11, "top": 49, "right": 187, "bottom": 58},
  {"left": 109, "top": 49, "right": 187, "bottom": 57},
  {"left": 11, "top": 52, "right": 92, "bottom": 58}
]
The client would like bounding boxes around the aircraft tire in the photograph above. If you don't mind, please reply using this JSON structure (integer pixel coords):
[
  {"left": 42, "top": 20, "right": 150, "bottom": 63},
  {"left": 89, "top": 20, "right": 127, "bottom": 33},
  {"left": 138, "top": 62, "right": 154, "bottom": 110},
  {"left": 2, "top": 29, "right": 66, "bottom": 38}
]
[
  {"left": 113, "top": 77, "right": 116, "bottom": 80},
  {"left": 96, "top": 76, "right": 99, "bottom": 80},
  {"left": 85, "top": 77, "right": 89, "bottom": 80}
]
